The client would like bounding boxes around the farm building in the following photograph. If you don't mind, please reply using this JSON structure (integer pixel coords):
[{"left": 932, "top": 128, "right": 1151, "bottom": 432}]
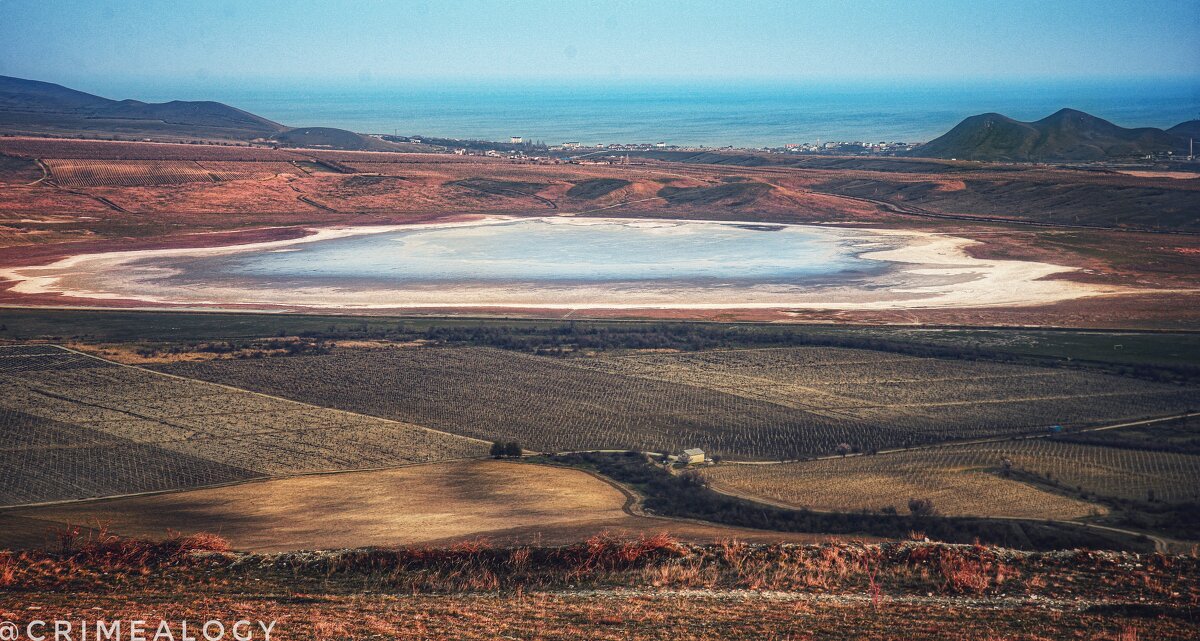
[{"left": 679, "top": 448, "right": 706, "bottom": 465}]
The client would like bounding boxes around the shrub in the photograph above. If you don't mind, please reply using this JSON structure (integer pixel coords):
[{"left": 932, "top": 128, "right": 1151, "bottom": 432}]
[{"left": 908, "top": 498, "right": 938, "bottom": 518}]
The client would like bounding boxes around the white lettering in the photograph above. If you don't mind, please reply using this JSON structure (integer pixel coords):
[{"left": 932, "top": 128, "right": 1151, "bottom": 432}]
[
  {"left": 258, "top": 621, "right": 276, "bottom": 641},
  {"left": 25, "top": 621, "right": 45, "bottom": 641},
  {"left": 152, "top": 620, "right": 175, "bottom": 641},
  {"left": 130, "top": 620, "right": 146, "bottom": 641},
  {"left": 53, "top": 620, "right": 70, "bottom": 641},
  {"left": 96, "top": 621, "right": 120, "bottom": 641},
  {"left": 202, "top": 621, "right": 224, "bottom": 641}
]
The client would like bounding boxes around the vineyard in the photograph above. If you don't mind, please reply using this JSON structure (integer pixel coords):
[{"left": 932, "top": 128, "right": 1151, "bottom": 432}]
[
  {"left": 46, "top": 159, "right": 216, "bottom": 187},
  {"left": 0, "top": 345, "right": 487, "bottom": 505},
  {"left": 155, "top": 346, "right": 1200, "bottom": 461},
  {"left": 44, "top": 159, "right": 305, "bottom": 187},
  {"left": 703, "top": 438, "right": 1200, "bottom": 517}
]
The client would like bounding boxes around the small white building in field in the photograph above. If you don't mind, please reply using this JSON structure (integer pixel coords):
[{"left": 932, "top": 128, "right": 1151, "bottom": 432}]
[{"left": 679, "top": 448, "right": 706, "bottom": 465}]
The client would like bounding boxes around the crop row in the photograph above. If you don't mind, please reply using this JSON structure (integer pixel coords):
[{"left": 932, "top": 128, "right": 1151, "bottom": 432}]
[
  {"left": 155, "top": 346, "right": 1200, "bottom": 461},
  {"left": 46, "top": 159, "right": 219, "bottom": 187},
  {"left": 0, "top": 346, "right": 487, "bottom": 505},
  {"left": 704, "top": 437, "right": 1200, "bottom": 515},
  {"left": 574, "top": 348, "right": 1197, "bottom": 431}
]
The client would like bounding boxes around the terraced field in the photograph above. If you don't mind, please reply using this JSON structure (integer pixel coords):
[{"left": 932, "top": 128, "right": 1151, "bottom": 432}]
[
  {"left": 0, "top": 345, "right": 487, "bottom": 505},
  {"left": 703, "top": 438, "right": 1200, "bottom": 517},
  {"left": 155, "top": 346, "right": 1199, "bottom": 461}
]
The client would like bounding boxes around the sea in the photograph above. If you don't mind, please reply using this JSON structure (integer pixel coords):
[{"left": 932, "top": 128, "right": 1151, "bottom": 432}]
[{"left": 91, "top": 77, "right": 1199, "bottom": 148}]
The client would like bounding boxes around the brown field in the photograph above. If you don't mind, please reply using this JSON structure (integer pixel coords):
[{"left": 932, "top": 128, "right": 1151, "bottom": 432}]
[
  {"left": 154, "top": 346, "right": 1200, "bottom": 461},
  {"left": 7, "top": 586, "right": 1196, "bottom": 641},
  {"left": 0, "top": 345, "right": 486, "bottom": 505},
  {"left": 703, "top": 437, "right": 1200, "bottom": 516},
  {"left": 0, "top": 137, "right": 301, "bottom": 161},
  {"left": 42, "top": 159, "right": 309, "bottom": 187},
  {"left": 0, "top": 136, "right": 1198, "bottom": 327},
  {"left": 0, "top": 461, "right": 838, "bottom": 552}
]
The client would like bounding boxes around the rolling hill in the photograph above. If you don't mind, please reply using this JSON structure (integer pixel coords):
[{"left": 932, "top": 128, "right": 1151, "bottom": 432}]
[
  {"left": 271, "top": 126, "right": 410, "bottom": 151},
  {"left": 0, "top": 75, "right": 430, "bottom": 152},
  {"left": 1166, "top": 119, "right": 1200, "bottom": 141},
  {"left": 0, "top": 75, "right": 286, "bottom": 141},
  {"left": 910, "top": 108, "right": 1189, "bottom": 161}
]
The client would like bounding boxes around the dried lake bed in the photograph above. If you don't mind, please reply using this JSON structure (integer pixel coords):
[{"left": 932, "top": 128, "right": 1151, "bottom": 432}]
[{"left": 0, "top": 217, "right": 1120, "bottom": 310}]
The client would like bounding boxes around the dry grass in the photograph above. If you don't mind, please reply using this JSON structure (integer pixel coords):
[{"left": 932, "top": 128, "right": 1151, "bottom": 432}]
[
  {"left": 1, "top": 534, "right": 1197, "bottom": 640},
  {"left": 2, "top": 590, "right": 1195, "bottom": 641},
  {"left": 0, "top": 461, "right": 841, "bottom": 552}
]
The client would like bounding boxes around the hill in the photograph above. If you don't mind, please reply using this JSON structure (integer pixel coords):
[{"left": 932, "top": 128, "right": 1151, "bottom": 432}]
[
  {"left": 1166, "top": 119, "right": 1200, "bottom": 141},
  {"left": 271, "top": 126, "right": 410, "bottom": 151},
  {"left": 910, "top": 108, "right": 1186, "bottom": 161},
  {"left": 0, "top": 75, "right": 286, "bottom": 141}
]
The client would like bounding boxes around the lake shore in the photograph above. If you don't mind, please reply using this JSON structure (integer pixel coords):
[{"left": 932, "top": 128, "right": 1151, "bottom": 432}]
[{"left": 0, "top": 216, "right": 1131, "bottom": 312}]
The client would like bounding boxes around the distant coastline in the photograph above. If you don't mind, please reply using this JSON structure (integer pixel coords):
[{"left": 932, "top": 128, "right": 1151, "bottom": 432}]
[{"left": 66, "top": 78, "right": 1200, "bottom": 149}]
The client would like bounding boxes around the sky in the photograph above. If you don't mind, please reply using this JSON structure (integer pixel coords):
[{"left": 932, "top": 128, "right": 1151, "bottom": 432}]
[{"left": 1, "top": 0, "right": 1198, "bottom": 89}]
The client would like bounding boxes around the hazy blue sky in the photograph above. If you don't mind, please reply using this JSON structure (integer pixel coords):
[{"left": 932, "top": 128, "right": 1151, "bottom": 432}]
[{"left": 2, "top": 0, "right": 1198, "bottom": 88}]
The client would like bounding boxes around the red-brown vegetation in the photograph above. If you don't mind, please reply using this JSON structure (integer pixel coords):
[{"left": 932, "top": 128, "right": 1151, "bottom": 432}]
[{"left": 1, "top": 533, "right": 1197, "bottom": 639}]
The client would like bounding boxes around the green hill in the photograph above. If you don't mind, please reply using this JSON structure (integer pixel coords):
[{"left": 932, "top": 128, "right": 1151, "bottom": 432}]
[{"left": 910, "top": 109, "right": 1186, "bottom": 162}]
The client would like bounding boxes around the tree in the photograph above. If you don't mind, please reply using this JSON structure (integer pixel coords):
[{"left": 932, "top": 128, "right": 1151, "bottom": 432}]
[
  {"left": 908, "top": 498, "right": 938, "bottom": 518},
  {"left": 504, "top": 441, "right": 523, "bottom": 458},
  {"left": 490, "top": 441, "right": 505, "bottom": 458}
]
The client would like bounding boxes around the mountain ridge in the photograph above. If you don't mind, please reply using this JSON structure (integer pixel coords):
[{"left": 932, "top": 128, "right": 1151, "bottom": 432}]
[
  {"left": 0, "top": 75, "right": 287, "bottom": 140},
  {"left": 0, "top": 75, "right": 410, "bottom": 152},
  {"left": 911, "top": 108, "right": 1191, "bottom": 161}
]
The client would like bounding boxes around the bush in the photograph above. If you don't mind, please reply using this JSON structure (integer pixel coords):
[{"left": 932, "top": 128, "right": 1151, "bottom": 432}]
[{"left": 908, "top": 498, "right": 938, "bottom": 518}]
